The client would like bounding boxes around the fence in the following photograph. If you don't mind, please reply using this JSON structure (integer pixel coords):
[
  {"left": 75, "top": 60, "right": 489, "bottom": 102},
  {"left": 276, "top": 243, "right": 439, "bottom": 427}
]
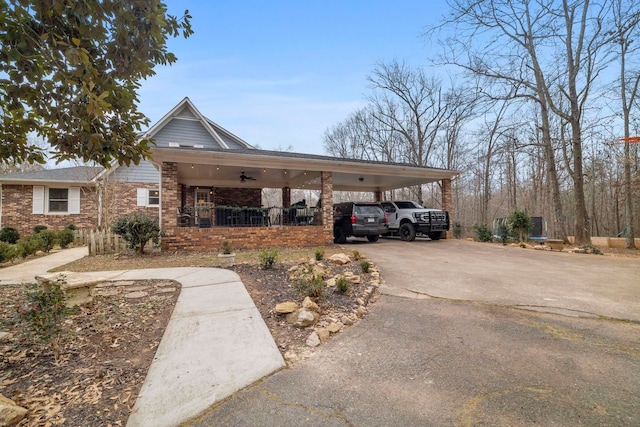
[{"left": 75, "top": 229, "right": 128, "bottom": 256}]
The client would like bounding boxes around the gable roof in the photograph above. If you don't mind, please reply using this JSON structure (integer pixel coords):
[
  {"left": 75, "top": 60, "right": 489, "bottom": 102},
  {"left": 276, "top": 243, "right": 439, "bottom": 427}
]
[
  {"left": 0, "top": 166, "right": 103, "bottom": 185},
  {"left": 143, "top": 97, "right": 255, "bottom": 150}
]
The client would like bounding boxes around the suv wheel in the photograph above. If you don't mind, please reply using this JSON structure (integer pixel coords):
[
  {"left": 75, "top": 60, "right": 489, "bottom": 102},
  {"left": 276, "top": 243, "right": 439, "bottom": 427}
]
[
  {"left": 399, "top": 223, "right": 416, "bottom": 241},
  {"left": 367, "top": 234, "right": 379, "bottom": 242},
  {"left": 334, "top": 227, "right": 347, "bottom": 244}
]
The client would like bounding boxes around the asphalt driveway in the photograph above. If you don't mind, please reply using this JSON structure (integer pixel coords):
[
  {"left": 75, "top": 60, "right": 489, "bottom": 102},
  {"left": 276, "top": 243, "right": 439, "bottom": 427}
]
[{"left": 191, "top": 240, "right": 640, "bottom": 426}]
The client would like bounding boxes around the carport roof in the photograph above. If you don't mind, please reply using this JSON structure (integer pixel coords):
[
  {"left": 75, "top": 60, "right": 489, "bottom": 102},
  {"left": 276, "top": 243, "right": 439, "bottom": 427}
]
[{"left": 149, "top": 146, "right": 459, "bottom": 192}]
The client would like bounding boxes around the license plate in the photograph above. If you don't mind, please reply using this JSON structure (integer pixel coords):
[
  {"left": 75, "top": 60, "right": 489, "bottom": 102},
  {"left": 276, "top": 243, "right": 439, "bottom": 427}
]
[{"left": 367, "top": 218, "right": 375, "bottom": 223}]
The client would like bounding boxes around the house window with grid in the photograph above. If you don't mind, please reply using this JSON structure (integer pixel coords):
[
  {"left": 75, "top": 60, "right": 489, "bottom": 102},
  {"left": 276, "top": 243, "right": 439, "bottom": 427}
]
[
  {"left": 48, "top": 188, "right": 69, "bottom": 212},
  {"left": 148, "top": 190, "right": 160, "bottom": 206}
]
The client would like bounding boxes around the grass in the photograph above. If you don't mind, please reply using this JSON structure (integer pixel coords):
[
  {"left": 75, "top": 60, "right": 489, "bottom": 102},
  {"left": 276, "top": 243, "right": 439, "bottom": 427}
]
[{"left": 50, "top": 246, "right": 346, "bottom": 272}]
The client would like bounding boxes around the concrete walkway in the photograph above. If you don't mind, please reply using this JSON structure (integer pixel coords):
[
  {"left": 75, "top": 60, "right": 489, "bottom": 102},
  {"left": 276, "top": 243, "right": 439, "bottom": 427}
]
[
  {"left": 1, "top": 249, "right": 286, "bottom": 427},
  {"left": 0, "top": 246, "right": 88, "bottom": 284}
]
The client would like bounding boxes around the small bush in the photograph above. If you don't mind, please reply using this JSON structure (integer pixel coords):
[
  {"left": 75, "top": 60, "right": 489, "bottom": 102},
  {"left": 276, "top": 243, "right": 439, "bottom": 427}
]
[
  {"left": 472, "top": 223, "right": 492, "bottom": 242},
  {"left": 360, "top": 260, "right": 371, "bottom": 273},
  {"left": 0, "top": 227, "right": 20, "bottom": 244},
  {"left": 335, "top": 276, "right": 350, "bottom": 294},
  {"left": 38, "top": 229, "right": 57, "bottom": 252},
  {"left": 452, "top": 221, "right": 462, "bottom": 239},
  {"left": 16, "top": 234, "right": 44, "bottom": 258},
  {"left": 64, "top": 223, "right": 77, "bottom": 231},
  {"left": 111, "top": 212, "right": 163, "bottom": 254},
  {"left": 220, "top": 239, "right": 233, "bottom": 254},
  {"left": 33, "top": 224, "right": 48, "bottom": 234},
  {"left": 314, "top": 248, "right": 324, "bottom": 261},
  {"left": 507, "top": 210, "right": 532, "bottom": 242},
  {"left": 295, "top": 274, "right": 326, "bottom": 298},
  {"left": 15, "top": 275, "right": 73, "bottom": 361},
  {"left": 352, "top": 250, "right": 362, "bottom": 260},
  {"left": 259, "top": 248, "right": 278, "bottom": 269},
  {"left": 0, "top": 241, "right": 17, "bottom": 263},
  {"left": 57, "top": 228, "right": 75, "bottom": 248}
]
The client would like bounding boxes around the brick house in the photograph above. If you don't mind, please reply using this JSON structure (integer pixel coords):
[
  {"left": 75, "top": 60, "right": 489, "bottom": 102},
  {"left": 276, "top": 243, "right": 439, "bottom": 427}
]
[{"left": 0, "top": 98, "right": 458, "bottom": 251}]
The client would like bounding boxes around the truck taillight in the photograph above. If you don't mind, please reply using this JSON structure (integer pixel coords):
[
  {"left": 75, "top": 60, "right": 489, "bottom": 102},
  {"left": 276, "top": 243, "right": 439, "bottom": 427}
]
[
  {"left": 351, "top": 214, "right": 356, "bottom": 224},
  {"left": 384, "top": 213, "right": 388, "bottom": 223}
]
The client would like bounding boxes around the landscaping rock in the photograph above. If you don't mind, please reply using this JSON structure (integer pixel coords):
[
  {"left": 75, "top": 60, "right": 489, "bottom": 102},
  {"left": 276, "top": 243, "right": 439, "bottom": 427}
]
[
  {"left": 328, "top": 253, "right": 351, "bottom": 265},
  {"left": 316, "top": 328, "right": 330, "bottom": 341},
  {"left": 302, "top": 296, "right": 319, "bottom": 311},
  {"left": 0, "top": 394, "right": 27, "bottom": 427},
  {"left": 275, "top": 302, "right": 298, "bottom": 314},
  {"left": 327, "top": 322, "right": 343, "bottom": 334},
  {"left": 286, "top": 308, "right": 319, "bottom": 328},
  {"left": 306, "top": 332, "right": 321, "bottom": 347},
  {"left": 124, "top": 291, "right": 148, "bottom": 299}
]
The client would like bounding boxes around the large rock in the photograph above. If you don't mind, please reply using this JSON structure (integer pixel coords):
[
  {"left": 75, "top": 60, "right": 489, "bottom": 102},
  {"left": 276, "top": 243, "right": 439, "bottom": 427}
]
[
  {"left": 286, "top": 308, "right": 319, "bottom": 328},
  {"left": 0, "top": 394, "right": 27, "bottom": 427},
  {"left": 275, "top": 301, "right": 298, "bottom": 314},
  {"left": 328, "top": 253, "right": 351, "bottom": 265}
]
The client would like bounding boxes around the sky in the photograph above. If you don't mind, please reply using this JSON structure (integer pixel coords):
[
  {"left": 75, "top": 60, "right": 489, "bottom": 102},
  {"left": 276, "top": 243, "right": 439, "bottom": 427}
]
[{"left": 136, "top": 1, "right": 444, "bottom": 155}]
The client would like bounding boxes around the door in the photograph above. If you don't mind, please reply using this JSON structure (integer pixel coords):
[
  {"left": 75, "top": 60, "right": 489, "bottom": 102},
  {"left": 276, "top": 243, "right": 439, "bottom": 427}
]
[{"left": 381, "top": 202, "right": 399, "bottom": 228}]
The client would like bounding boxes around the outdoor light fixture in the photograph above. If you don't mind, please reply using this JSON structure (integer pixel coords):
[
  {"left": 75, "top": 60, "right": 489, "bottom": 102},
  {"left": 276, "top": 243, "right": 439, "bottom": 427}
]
[
  {"left": 191, "top": 164, "right": 194, "bottom": 169},
  {"left": 359, "top": 177, "right": 364, "bottom": 182}
]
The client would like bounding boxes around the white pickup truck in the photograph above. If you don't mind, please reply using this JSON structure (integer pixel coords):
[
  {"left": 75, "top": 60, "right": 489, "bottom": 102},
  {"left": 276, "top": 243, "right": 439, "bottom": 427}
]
[{"left": 380, "top": 200, "right": 450, "bottom": 241}]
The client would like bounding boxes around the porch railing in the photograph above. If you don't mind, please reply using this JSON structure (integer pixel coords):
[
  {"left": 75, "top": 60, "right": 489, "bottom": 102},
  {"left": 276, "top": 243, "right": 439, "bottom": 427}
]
[{"left": 178, "top": 205, "right": 321, "bottom": 228}]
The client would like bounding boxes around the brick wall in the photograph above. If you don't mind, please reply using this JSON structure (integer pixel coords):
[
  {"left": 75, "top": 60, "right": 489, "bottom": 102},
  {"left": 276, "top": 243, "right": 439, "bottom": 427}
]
[
  {"left": 162, "top": 224, "right": 332, "bottom": 251},
  {"left": 1, "top": 182, "right": 161, "bottom": 237},
  {"left": 1, "top": 184, "right": 98, "bottom": 236},
  {"left": 442, "top": 178, "right": 452, "bottom": 239},
  {"left": 161, "top": 162, "right": 179, "bottom": 231}
]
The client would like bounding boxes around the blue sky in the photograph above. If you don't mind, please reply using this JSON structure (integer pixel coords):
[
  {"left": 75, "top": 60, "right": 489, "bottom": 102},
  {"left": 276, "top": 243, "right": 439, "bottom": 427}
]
[{"left": 137, "top": 1, "right": 444, "bottom": 155}]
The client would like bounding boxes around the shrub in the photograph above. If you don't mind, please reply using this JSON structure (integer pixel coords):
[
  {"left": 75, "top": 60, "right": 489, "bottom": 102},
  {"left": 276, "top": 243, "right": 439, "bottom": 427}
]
[
  {"left": 64, "top": 223, "right": 77, "bottom": 231},
  {"left": 16, "top": 234, "right": 44, "bottom": 258},
  {"left": 259, "top": 248, "right": 278, "bottom": 269},
  {"left": 32, "top": 224, "right": 48, "bottom": 234},
  {"left": 335, "top": 276, "right": 350, "bottom": 294},
  {"left": 360, "top": 260, "right": 371, "bottom": 273},
  {"left": 352, "top": 250, "right": 362, "bottom": 260},
  {"left": 15, "top": 275, "right": 73, "bottom": 361},
  {"left": 0, "top": 227, "right": 20, "bottom": 244},
  {"left": 314, "top": 248, "right": 324, "bottom": 261},
  {"left": 497, "top": 223, "right": 509, "bottom": 245},
  {"left": 111, "top": 212, "right": 163, "bottom": 254},
  {"left": 472, "top": 223, "right": 492, "bottom": 242},
  {"left": 38, "top": 229, "right": 57, "bottom": 252},
  {"left": 507, "top": 210, "right": 532, "bottom": 242},
  {"left": 295, "top": 274, "right": 326, "bottom": 298},
  {"left": 57, "top": 228, "right": 75, "bottom": 248},
  {"left": 452, "top": 221, "right": 462, "bottom": 239},
  {"left": 220, "top": 239, "right": 233, "bottom": 254},
  {"left": 0, "top": 241, "right": 17, "bottom": 263}
]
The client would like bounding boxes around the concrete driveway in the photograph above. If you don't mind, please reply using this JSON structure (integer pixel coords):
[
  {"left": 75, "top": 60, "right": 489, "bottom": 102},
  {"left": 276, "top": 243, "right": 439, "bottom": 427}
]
[{"left": 191, "top": 239, "right": 640, "bottom": 426}]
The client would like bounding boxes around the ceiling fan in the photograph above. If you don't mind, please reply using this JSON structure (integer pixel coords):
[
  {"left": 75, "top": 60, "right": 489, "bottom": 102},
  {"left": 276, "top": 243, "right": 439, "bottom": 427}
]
[{"left": 239, "top": 170, "right": 256, "bottom": 182}]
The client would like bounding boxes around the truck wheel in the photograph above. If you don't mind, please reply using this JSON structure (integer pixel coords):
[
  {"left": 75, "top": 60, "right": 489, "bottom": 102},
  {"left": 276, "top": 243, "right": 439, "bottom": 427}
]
[
  {"left": 428, "top": 231, "right": 444, "bottom": 240},
  {"left": 399, "top": 223, "right": 416, "bottom": 241},
  {"left": 367, "top": 235, "right": 379, "bottom": 242},
  {"left": 334, "top": 227, "right": 347, "bottom": 244}
]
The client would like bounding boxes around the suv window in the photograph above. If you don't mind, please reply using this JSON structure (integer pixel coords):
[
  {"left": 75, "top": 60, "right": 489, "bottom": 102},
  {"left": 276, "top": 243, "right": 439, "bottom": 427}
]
[{"left": 354, "top": 204, "right": 383, "bottom": 215}]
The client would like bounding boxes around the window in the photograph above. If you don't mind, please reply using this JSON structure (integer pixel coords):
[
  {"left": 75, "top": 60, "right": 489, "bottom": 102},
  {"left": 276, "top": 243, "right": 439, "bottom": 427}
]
[
  {"left": 49, "top": 188, "right": 68, "bottom": 212},
  {"left": 137, "top": 188, "right": 160, "bottom": 207},
  {"left": 148, "top": 190, "right": 160, "bottom": 206},
  {"left": 33, "top": 186, "right": 80, "bottom": 214}
]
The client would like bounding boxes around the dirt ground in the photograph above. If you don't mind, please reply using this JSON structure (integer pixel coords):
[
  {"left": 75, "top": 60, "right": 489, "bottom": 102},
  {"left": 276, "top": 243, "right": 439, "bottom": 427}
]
[{"left": 0, "top": 248, "right": 375, "bottom": 426}]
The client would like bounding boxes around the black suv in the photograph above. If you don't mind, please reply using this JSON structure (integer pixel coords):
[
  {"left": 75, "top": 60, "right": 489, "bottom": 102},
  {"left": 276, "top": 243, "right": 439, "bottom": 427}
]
[{"left": 333, "top": 202, "right": 388, "bottom": 243}]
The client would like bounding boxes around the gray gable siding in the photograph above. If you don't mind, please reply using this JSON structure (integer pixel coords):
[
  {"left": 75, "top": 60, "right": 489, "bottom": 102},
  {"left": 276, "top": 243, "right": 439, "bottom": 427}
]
[
  {"left": 216, "top": 127, "right": 251, "bottom": 149},
  {"left": 152, "top": 118, "right": 221, "bottom": 149},
  {"left": 111, "top": 160, "right": 159, "bottom": 184}
]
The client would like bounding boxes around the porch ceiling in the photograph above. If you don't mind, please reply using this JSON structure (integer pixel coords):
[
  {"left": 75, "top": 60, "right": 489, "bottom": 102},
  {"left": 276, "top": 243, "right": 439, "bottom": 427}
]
[{"left": 150, "top": 148, "right": 458, "bottom": 192}]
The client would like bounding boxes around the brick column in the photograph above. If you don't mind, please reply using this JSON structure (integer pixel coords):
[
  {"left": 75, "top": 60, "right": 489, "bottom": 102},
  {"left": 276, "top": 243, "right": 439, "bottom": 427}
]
[
  {"left": 282, "top": 187, "right": 291, "bottom": 207},
  {"left": 161, "top": 162, "right": 179, "bottom": 232},
  {"left": 442, "top": 178, "right": 453, "bottom": 239},
  {"left": 321, "top": 171, "right": 333, "bottom": 244},
  {"left": 374, "top": 190, "right": 382, "bottom": 202}
]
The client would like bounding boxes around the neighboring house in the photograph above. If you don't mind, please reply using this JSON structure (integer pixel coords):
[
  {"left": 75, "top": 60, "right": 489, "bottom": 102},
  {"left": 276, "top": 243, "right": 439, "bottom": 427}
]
[{"left": 0, "top": 97, "right": 459, "bottom": 250}]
